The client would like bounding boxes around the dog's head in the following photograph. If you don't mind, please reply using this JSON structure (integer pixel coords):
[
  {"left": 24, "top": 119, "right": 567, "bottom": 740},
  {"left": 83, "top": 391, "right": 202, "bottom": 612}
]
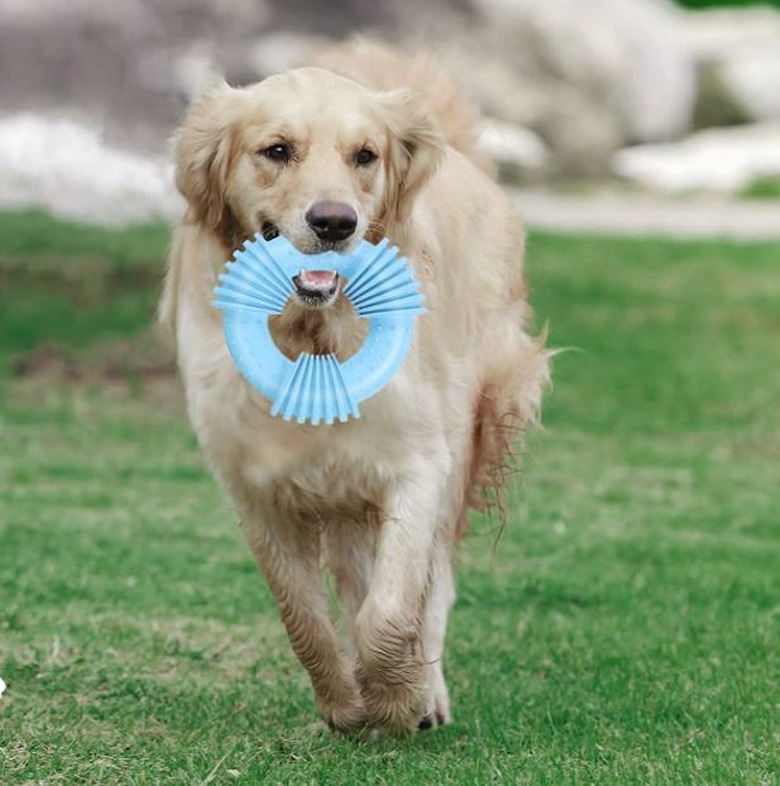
[{"left": 174, "top": 68, "right": 444, "bottom": 284}]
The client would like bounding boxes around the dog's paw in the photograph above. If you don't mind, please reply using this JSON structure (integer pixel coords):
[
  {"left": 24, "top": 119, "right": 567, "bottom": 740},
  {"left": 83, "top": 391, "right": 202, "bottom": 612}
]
[
  {"left": 324, "top": 708, "right": 368, "bottom": 737},
  {"left": 418, "top": 711, "right": 449, "bottom": 731},
  {"left": 357, "top": 676, "right": 427, "bottom": 735},
  {"left": 318, "top": 692, "right": 368, "bottom": 737},
  {"left": 419, "top": 662, "right": 452, "bottom": 731},
  {"left": 354, "top": 611, "right": 429, "bottom": 734}
]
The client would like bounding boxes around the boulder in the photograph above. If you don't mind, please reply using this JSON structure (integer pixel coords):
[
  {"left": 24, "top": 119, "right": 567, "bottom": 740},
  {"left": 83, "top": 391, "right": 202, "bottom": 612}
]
[
  {"left": 0, "top": 113, "right": 181, "bottom": 224},
  {"left": 392, "top": 0, "right": 695, "bottom": 174},
  {"left": 466, "top": 0, "right": 695, "bottom": 143},
  {"left": 612, "top": 122, "right": 780, "bottom": 192},
  {"left": 683, "top": 7, "right": 780, "bottom": 123},
  {"left": 478, "top": 119, "right": 551, "bottom": 183}
]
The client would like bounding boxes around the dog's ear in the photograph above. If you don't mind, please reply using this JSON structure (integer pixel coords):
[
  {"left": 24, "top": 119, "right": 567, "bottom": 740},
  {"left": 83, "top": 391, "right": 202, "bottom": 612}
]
[
  {"left": 173, "top": 84, "right": 245, "bottom": 235},
  {"left": 379, "top": 89, "right": 445, "bottom": 226}
]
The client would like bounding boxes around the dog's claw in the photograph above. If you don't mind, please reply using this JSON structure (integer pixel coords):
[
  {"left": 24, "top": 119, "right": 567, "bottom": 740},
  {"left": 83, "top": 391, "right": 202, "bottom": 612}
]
[{"left": 418, "top": 714, "right": 434, "bottom": 730}]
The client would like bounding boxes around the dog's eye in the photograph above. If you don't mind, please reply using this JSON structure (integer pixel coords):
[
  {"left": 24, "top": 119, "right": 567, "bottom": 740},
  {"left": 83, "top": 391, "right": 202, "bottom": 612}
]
[
  {"left": 355, "top": 148, "right": 378, "bottom": 167},
  {"left": 261, "top": 143, "right": 292, "bottom": 163}
]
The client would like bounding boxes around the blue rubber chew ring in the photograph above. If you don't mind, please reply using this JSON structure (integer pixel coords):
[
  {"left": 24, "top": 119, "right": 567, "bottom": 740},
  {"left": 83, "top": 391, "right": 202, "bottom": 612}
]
[{"left": 212, "top": 234, "right": 426, "bottom": 425}]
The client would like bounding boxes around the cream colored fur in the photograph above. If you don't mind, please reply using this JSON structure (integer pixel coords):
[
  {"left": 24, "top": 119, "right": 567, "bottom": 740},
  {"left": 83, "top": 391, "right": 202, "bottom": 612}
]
[{"left": 161, "top": 40, "right": 550, "bottom": 735}]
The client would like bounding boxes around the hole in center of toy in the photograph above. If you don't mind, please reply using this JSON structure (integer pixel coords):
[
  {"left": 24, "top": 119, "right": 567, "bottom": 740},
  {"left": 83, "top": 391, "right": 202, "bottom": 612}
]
[{"left": 268, "top": 289, "right": 366, "bottom": 363}]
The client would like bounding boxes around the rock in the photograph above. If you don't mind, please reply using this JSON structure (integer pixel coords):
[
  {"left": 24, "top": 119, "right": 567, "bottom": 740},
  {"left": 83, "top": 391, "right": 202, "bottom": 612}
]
[
  {"left": 681, "top": 6, "right": 780, "bottom": 60},
  {"left": 612, "top": 122, "right": 780, "bottom": 192},
  {"left": 467, "top": 0, "right": 696, "bottom": 144},
  {"left": 247, "top": 32, "right": 325, "bottom": 78},
  {"left": 393, "top": 0, "right": 695, "bottom": 174},
  {"left": 683, "top": 7, "right": 780, "bottom": 123},
  {"left": 0, "top": 113, "right": 181, "bottom": 225},
  {"left": 478, "top": 119, "right": 550, "bottom": 182},
  {"left": 692, "top": 62, "right": 752, "bottom": 130},
  {"left": 722, "top": 52, "right": 780, "bottom": 123},
  {"left": 0, "top": 0, "right": 149, "bottom": 27}
]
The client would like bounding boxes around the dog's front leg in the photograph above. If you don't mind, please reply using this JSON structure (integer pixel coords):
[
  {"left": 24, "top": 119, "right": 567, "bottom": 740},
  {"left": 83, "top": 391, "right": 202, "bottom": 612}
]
[
  {"left": 240, "top": 504, "right": 366, "bottom": 734},
  {"left": 354, "top": 463, "right": 442, "bottom": 733}
]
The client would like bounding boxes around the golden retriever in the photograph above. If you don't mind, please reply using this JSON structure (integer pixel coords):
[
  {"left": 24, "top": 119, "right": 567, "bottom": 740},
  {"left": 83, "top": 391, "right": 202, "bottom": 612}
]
[{"left": 160, "top": 39, "right": 550, "bottom": 735}]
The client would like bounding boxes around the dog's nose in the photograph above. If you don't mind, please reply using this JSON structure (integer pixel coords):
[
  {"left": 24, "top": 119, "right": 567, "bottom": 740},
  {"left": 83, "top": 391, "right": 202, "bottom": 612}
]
[{"left": 306, "top": 201, "right": 358, "bottom": 242}]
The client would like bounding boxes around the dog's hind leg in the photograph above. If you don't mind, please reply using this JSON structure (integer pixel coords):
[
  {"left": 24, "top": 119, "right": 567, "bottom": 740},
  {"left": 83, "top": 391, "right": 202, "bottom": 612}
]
[{"left": 323, "top": 518, "right": 377, "bottom": 652}]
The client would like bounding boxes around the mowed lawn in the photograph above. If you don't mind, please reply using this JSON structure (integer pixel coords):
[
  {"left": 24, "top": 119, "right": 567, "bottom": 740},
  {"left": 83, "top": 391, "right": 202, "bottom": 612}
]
[{"left": 1, "top": 210, "right": 778, "bottom": 784}]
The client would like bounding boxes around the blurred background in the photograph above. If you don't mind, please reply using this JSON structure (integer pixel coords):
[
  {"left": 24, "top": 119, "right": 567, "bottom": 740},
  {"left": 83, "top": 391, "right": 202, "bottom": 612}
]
[{"left": 1, "top": 0, "right": 779, "bottom": 234}]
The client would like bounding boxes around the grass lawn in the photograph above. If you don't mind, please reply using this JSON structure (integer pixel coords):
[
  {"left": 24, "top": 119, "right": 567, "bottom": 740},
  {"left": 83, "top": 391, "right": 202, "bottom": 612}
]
[{"left": 1, "top": 209, "right": 778, "bottom": 784}]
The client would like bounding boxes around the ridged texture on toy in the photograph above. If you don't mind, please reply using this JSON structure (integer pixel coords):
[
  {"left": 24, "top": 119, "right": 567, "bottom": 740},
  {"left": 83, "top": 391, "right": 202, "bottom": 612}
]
[
  {"left": 343, "top": 243, "right": 425, "bottom": 318},
  {"left": 212, "top": 240, "right": 293, "bottom": 315},
  {"left": 270, "top": 353, "right": 359, "bottom": 424}
]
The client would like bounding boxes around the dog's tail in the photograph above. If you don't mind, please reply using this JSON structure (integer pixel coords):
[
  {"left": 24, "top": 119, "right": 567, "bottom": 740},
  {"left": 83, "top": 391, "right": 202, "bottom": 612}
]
[{"left": 312, "top": 37, "right": 494, "bottom": 175}]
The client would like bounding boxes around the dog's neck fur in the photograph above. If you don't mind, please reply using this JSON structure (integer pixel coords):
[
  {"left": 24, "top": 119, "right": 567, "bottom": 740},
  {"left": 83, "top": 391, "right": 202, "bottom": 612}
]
[{"left": 269, "top": 300, "right": 368, "bottom": 363}]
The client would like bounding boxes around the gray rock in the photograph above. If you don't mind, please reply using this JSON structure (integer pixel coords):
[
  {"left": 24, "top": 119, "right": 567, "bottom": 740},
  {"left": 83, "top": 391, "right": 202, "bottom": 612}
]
[
  {"left": 247, "top": 32, "right": 326, "bottom": 78},
  {"left": 612, "top": 122, "right": 780, "bottom": 192},
  {"left": 468, "top": 0, "right": 695, "bottom": 143},
  {"left": 683, "top": 8, "right": 780, "bottom": 123},
  {"left": 391, "top": 0, "right": 695, "bottom": 174},
  {"left": 478, "top": 119, "right": 550, "bottom": 183},
  {"left": 0, "top": 113, "right": 181, "bottom": 224}
]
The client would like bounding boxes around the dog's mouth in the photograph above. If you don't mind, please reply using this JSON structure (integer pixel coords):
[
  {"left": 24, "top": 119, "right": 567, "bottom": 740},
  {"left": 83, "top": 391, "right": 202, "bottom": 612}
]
[
  {"left": 262, "top": 221, "right": 280, "bottom": 241},
  {"left": 261, "top": 222, "right": 345, "bottom": 306},
  {"left": 292, "top": 269, "right": 340, "bottom": 308}
]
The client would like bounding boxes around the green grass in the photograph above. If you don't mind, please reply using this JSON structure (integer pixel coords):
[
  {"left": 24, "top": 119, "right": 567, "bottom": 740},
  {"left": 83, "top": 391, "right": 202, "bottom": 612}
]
[
  {"left": 1, "top": 209, "right": 779, "bottom": 784},
  {"left": 0, "top": 210, "right": 169, "bottom": 366},
  {"left": 677, "top": 0, "right": 780, "bottom": 8},
  {"left": 739, "top": 176, "right": 780, "bottom": 201}
]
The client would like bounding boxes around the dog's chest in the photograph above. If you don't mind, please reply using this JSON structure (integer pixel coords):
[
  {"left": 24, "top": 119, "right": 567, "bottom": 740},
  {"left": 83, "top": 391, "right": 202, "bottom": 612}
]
[
  {"left": 227, "top": 392, "right": 401, "bottom": 507},
  {"left": 273, "top": 456, "right": 388, "bottom": 521}
]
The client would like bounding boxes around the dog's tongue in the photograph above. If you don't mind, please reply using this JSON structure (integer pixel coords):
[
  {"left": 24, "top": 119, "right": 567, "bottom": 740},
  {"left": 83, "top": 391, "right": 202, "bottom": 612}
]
[{"left": 298, "top": 269, "right": 338, "bottom": 292}]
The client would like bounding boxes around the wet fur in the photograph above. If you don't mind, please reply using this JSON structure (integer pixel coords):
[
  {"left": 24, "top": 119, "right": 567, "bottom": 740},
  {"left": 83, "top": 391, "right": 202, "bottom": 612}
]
[{"left": 161, "top": 38, "right": 550, "bottom": 735}]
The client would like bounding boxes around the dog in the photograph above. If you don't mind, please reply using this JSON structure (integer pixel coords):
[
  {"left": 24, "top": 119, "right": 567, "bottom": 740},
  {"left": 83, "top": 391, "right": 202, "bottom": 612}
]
[{"left": 160, "top": 39, "right": 550, "bottom": 735}]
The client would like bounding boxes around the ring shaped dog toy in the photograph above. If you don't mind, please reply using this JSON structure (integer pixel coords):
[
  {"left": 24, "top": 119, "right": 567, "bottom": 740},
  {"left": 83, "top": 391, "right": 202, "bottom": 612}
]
[{"left": 212, "top": 235, "right": 426, "bottom": 425}]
